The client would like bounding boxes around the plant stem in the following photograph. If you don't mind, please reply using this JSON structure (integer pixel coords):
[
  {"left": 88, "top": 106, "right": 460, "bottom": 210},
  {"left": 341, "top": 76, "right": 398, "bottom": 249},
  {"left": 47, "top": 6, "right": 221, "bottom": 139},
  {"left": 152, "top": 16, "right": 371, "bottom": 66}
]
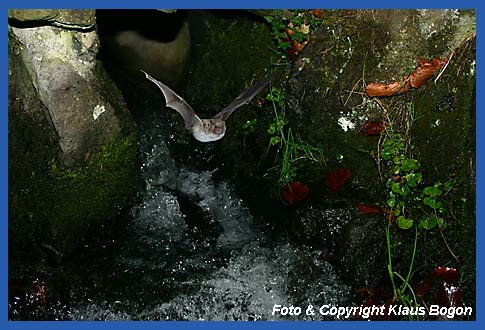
[
  {"left": 401, "top": 226, "right": 418, "bottom": 296},
  {"left": 386, "top": 215, "right": 397, "bottom": 297},
  {"left": 437, "top": 221, "right": 460, "bottom": 263}
]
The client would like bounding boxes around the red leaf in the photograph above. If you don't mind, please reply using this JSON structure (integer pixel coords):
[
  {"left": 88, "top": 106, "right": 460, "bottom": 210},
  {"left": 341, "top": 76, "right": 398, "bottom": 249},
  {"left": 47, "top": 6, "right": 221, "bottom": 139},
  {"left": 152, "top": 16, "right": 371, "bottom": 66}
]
[
  {"left": 357, "top": 203, "right": 386, "bottom": 214},
  {"left": 286, "top": 39, "right": 306, "bottom": 60},
  {"left": 357, "top": 203, "right": 395, "bottom": 222},
  {"left": 312, "top": 9, "right": 324, "bottom": 19},
  {"left": 363, "top": 121, "right": 385, "bottom": 136},
  {"left": 415, "top": 266, "right": 462, "bottom": 309},
  {"left": 325, "top": 168, "right": 351, "bottom": 192},
  {"left": 431, "top": 267, "right": 460, "bottom": 284},
  {"left": 415, "top": 279, "right": 432, "bottom": 298},
  {"left": 285, "top": 28, "right": 294, "bottom": 37},
  {"left": 436, "top": 282, "right": 462, "bottom": 308},
  {"left": 281, "top": 181, "right": 309, "bottom": 204}
]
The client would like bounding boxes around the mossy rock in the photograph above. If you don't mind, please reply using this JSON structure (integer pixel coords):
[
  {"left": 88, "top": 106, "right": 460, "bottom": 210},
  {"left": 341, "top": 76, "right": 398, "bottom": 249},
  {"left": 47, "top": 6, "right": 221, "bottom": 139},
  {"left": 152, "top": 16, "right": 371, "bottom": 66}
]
[
  {"left": 411, "top": 36, "right": 475, "bottom": 309},
  {"left": 9, "top": 131, "right": 141, "bottom": 263},
  {"left": 8, "top": 24, "right": 142, "bottom": 262},
  {"left": 185, "top": 11, "right": 275, "bottom": 114},
  {"left": 281, "top": 10, "right": 475, "bottom": 310},
  {"left": 44, "top": 134, "right": 141, "bottom": 260}
]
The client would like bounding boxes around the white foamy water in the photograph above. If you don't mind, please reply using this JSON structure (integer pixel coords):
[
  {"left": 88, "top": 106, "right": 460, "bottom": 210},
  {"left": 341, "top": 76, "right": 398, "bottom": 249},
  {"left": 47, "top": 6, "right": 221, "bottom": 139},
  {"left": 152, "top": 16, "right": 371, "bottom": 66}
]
[{"left": 65, "top": 119, "right": 351, "bottom": 321}]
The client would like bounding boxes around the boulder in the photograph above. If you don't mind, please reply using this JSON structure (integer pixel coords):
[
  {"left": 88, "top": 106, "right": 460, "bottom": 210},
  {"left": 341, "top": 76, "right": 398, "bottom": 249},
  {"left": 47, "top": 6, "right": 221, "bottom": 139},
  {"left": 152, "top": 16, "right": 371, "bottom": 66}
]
[{"left": 8, "top": 10, "right": 140, "bottom": 261}]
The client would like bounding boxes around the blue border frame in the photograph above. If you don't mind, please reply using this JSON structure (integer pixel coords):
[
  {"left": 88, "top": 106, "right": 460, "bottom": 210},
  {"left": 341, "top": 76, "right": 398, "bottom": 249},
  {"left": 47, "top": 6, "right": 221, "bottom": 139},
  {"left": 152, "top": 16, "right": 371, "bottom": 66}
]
[
  {"left": 0, "top": 0, "right": 480, "bottom": 10},
  {"left": 2, "top": 1, "right": 481, "bottom": 329}
]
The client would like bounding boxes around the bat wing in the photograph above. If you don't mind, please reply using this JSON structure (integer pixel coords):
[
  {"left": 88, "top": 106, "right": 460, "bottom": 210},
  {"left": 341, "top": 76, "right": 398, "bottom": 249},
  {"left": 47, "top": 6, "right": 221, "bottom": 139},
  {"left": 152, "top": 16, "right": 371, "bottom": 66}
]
[
  {"left": 215, "top": 71, "right": 277, "bottom": 121},
  {"left": 142, "top": 70, "right": 200, "bottom": 129}
]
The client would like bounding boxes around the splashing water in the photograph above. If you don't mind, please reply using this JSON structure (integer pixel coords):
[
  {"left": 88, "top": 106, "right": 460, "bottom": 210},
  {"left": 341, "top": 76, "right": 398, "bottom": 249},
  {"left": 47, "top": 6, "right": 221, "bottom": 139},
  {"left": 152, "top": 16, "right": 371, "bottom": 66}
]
[{"left": 10, "top": 113, "right": 352, "bottom": 321}]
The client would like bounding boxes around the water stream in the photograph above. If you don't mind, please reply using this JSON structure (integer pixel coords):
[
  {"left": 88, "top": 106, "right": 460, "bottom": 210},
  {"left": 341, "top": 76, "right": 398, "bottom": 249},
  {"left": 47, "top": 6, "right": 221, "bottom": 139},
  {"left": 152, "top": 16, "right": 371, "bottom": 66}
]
[
  {"left": 67, "top": 109, "right": 352, "bottom": 320},
  {"left": 9, "top": 109, "right": 353, "bottom": 321}
]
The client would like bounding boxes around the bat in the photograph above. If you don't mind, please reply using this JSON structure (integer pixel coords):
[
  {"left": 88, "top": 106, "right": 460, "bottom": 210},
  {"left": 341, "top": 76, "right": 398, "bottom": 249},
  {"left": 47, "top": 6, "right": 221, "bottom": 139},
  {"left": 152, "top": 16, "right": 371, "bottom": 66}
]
[{"left": 142, "top": 70, "right": 276, "bottom": 142}]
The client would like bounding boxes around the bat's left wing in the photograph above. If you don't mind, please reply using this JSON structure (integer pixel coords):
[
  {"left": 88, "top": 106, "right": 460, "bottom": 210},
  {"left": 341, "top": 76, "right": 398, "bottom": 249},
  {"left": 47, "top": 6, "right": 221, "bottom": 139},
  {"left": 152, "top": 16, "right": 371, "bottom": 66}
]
[
  {"left": 142, "top": 70, "right": 201, "bottom": 129},
  {"left": 215, "top": 71, "right": 277, "bottom": 121}
]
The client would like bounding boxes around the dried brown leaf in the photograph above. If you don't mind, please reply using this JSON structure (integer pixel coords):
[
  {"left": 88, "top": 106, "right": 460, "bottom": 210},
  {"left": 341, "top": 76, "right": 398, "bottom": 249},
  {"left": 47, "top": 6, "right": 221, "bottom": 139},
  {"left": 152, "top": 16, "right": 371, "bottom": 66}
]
[{"left": 365, "top": 57, "right": 447, "bottom": 97}]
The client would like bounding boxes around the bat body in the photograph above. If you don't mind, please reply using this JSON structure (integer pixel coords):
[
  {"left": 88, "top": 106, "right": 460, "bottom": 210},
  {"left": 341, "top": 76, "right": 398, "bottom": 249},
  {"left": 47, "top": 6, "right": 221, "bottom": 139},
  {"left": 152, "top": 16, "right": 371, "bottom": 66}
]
[{"left": 142, "top": 70, "right": 276, "bottom": 142}]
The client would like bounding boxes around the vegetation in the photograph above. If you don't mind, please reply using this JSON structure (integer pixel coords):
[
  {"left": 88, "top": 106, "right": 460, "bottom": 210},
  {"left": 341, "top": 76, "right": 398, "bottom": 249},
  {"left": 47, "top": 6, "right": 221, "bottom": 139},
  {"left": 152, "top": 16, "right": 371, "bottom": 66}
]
[
  {"left": 264, "top": 85, "right": 325, "bottom": 187},
  {"left": 46, "top": 134, "right": 140, "bottom": 256},
  {"left": 263, "top": 10, "right": 474, "bottom": 318},
  {"left": 377, "top": 100, "right": 459, "bottom": 318},
  {"left": 264, "top": 9, "right": 325, "bottom": 63}
]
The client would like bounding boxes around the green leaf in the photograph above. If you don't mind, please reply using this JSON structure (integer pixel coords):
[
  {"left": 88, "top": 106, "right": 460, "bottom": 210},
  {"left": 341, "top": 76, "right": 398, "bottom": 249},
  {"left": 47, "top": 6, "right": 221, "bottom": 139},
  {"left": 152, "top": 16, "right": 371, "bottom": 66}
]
[
  {"left": 406, "top": 172, "right": 422, "bottom": 187},
  {"left": 391, "top": 182, "right": 401, "bottom": 194},
  {"left": 420, "top": 215, "right": 437, "bottom": 230},
  {"left": 427, "top": 198, "right": 441, "bottom": 209},
  {"left": 278, "top": 41, "right": 291, "bottom": 50},
  {"left": 392, "top": 181, "right": 410, "bottom": 196},
  {"left": 393, "top": 156, "right": 402, "bottom": 166},
  {"left": 431, "top": 200, "right": 442, "bottom": 209},
  {"left": 397, "top": 216, "right": 413, "bottom": 229},
  {"left": 381, "top": 151, "right": 392, "bottom": 160},
  {"left": 399, "top": 184, "right": 411, "bottom": 197},
  {"left": 443, "top": 180, "right": 452, "bottom": 191},
  {"left": 387, "top": 197, "right": 396, "bottom": 208},
  {"left": 401, "top": 158, "right": 420, "bottom": 172},
  {"left": 423, "top": 185, "right": 442, "bottom": 197},
  {"left": 270, "top": 136, "right": 281, "bottom": 145},
  {"left": 243, "top": 118, "right": 257, "bottom": 130}
]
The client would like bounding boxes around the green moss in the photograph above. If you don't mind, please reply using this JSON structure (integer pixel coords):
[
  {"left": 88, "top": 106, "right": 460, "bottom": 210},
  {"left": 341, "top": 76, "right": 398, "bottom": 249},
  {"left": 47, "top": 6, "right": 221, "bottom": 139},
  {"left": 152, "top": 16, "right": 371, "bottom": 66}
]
[
  {"left": 46, "top": 134, "right": 141, "bottom": 256},
  {"left": 186, "top": 12, "right": 275, "bottom": 112},
  {"left": 8, "top": 31, "right": 61, "bottom": 255},
  {"left": 8, "top": 29, "right": 141, "bottom": 261},
  {"left": 411, "top": 37, "right": 475, "bottom": 309},
  {"left": 9, "top": 128, "right": 141, "bottom": 260}
]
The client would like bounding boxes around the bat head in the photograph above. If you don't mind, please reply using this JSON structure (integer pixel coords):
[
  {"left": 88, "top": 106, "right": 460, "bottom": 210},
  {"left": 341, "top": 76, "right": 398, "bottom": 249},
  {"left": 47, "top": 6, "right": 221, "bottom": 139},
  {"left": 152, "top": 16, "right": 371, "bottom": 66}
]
[{"left": 192, "top": 118, "right": 226, "bottom": 142}]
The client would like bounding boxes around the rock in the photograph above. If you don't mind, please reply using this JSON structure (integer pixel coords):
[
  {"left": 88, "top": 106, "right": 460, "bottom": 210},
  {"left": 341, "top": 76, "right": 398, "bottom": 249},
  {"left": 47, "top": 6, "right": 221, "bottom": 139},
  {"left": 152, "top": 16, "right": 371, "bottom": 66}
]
[
  {"left": 10, "top": 24, "right": 130, "bottom": 167},
  {"left": 286, "top": 9, "right": 475, "bottom": 135},
  {"left": 336, "top": 214, "right": 387, "bottom": 288},
  {"left": 96, "top": 10, "right": 191, "bottom": 89},
  {"left": 185, "top": 11, "right": 273, "bottom": 114},
  {"left": 291, "top": 204, "right": 387, "bottom": 289},
  {"left": 281, "top": 9, "right": 475, "bottom": 300},
  {"left": 281, "top": 9, "right": 475, "bottom": 199},
  {"left": 8, "top": 10, "right": 140, "bottom": 261},
  {"left": 9, "top": 9, "right": 96, "bottom": 29}
]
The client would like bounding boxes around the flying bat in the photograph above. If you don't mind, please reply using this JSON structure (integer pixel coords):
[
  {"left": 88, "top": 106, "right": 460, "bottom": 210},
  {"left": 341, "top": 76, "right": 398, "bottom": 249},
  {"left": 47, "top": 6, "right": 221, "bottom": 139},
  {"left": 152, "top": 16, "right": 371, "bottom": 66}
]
[{"left": 142, "top": 70, "right": 276, "bottom": 142}]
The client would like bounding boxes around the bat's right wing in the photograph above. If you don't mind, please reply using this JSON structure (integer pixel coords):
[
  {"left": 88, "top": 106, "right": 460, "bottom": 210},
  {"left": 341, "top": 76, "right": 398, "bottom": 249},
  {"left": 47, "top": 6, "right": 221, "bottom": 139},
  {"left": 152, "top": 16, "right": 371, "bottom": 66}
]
[
  {"left": 142, "top": 70, "right": 201, "bottom": 129},
  {"left": 215, "top": 71, "right": 277, "bottom": 121}
]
